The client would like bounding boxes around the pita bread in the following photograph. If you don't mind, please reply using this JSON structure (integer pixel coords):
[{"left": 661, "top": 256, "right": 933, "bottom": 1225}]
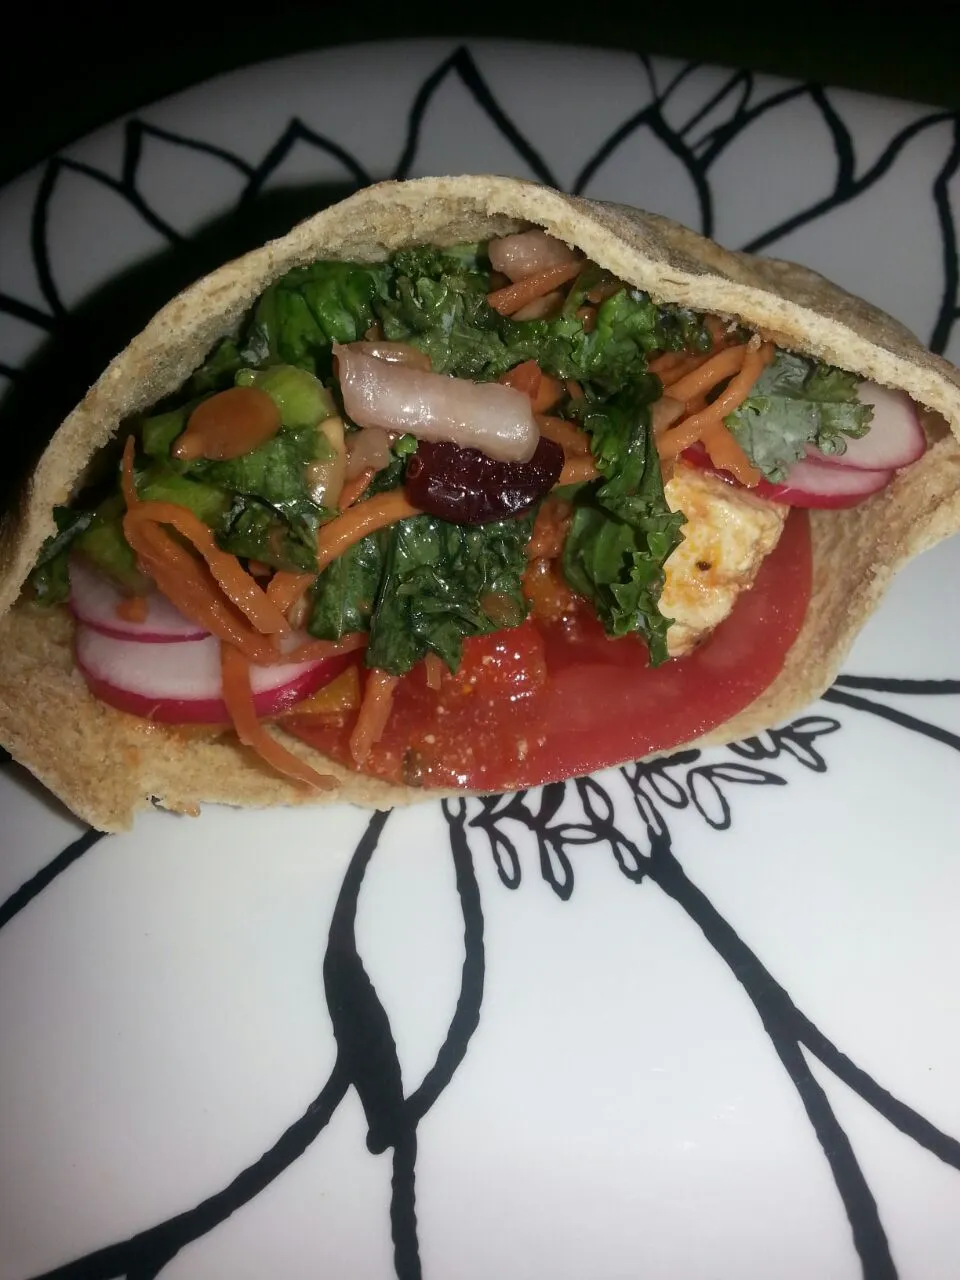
[{"left": 2, "top": 175, "right": 959, "bottom": 831}]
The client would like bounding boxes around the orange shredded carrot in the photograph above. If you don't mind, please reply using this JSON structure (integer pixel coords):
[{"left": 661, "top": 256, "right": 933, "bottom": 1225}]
[
  {"left": 701, "top": 423, "right": 763, "bottom": 486},
  {"left": 500, "top": 360, "right": 564, "bottom": 413},
  {"left": 266, "top": 571, "right": 315, "bottom": 613},
  {"left": 557, "top": 455, "right": 599, "bottom": 486},
  {"left": 424, "top": 651, "right": 445, "bottom": 691},
  {"left": 537, "top": 414, "right": 592, "bottom": 457},
  {"left": 658, "top": 342, "right": 774, "bottom": 462},
  {"left": 647, "top": 352, "right": 688, "bottom": 378},
  {"left": 115, "top": 595, "right": 148, "bottom": 623},
  {"left": 220, "top": 642, "right": 337, "bottom": 789},
  {"left": 565, "top": 379, "right": 585, "bottom": 401},
  {"left": 575, "top": 305, "right": 597, "bottom": 332},
  {"left": 349, "top": 668, "right": 399, "bottom": 766},
  {"left": 281, "top": 632, "right": 367, "bottom": 664},
  {"left": 522, "top": 557, "right": 576, "bottom": 623},
  {"left": 527, "top": 496, "right": 572, "bottom": 559},
  {"left": 316, "top": 490, "right": 421, "bottom": 574},
  {"left": 124, "top": 518, "right": 276, "bottom": 662},
  {"left": 125, "top": 501, "right": 290, "bottom": 635},
  {"left": 487, "top": 261, "right": 582, "bottom": 316},
  {"left": 338, "top": 468, "right": 375, "bottom": 510},
  {"left": 665, "top": 346, "right": 747, "bottom": 405}
]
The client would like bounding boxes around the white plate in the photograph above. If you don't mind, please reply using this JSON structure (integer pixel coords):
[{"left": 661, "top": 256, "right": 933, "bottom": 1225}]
[{"left": 2, "top": 39, "right": 959, "bottom": 1280}]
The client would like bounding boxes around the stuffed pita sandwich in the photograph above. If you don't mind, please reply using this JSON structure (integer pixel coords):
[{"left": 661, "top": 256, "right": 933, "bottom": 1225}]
[{"left": 2, "top": 175, "right": 959, "bottom": 831}]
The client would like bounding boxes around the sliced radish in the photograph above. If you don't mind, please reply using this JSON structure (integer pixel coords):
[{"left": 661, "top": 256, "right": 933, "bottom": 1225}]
[
  {"left": 75, "top": 626, "right": 354, "bottom": 723},
  {"left": 682, "top": 444, "right": 893, "bottom": 508},
  {"left": 70, "top": 557, "right": 208, "bottom": 643},
  {"left": 807, "top": 381, "right": 926, "bottom": 471},
  {"left": 753, "top": 456, "right": 894, "bottom": 508}
]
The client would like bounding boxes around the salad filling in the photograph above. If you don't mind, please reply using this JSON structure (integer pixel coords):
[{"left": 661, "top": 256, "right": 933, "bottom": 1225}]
[{"left": 28, "top": 232, "right": 926, "bottom": 792}]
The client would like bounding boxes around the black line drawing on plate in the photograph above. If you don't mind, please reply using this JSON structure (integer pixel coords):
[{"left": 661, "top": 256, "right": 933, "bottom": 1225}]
[{"left": 4, "top": 696, "right": 960, "bottom": 1280}]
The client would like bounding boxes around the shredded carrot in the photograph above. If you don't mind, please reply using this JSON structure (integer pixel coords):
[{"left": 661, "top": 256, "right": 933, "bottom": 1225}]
[
  {"left": 705, "top": 314, "right": 730, "bottom": 346},
  {"left": 267, "top": 571, "right": 315, "bottom": 614},
  {"left": 115, "top": 595, "right": 148, "bottom": 623},
  {"left": 281, "top": 632, "right": 367, "bottom": 664},
  {"left": 665, "top": 346, "right": 747, "bottom": 405},
  {"left": 338, "top": 468, "right": 375, "bottom": 510},
  {"left": 585, "top": 278, "right": 623, "bottom": 304},
  {"left": 537, "top": 414, "right": 592, "bottom": 456},
  {"left": 701, "top": 423, "right": 763, "bottom": 486},
  {"left": 349, "top": 668, "right": 399, "bottom": 766},
  {"left": 522, "top": 557, "right": 576, "bottom": 623},
  {"left": 500, "top": 360, "right": 564, "bottom": 413},
  {"left": 220, "top": 642, "right": 337, "bottom": 789},
  {"left": 527, "top": 496, "right": 572, "bottom": 559},
  {"left": 124, "top": 519, "right": 275, "bottom": 662},
  {"left": 557, "top": 455, "right": 599, "bottom": 486},
  {"left": 424, "top": 651, "right": 445, "bottom": 691},
  {"left": 647, "top": 352, "right": 688, "bottom": 378},
  {"left": 487, "top": 261, "right": 582, "bottom": 316},
  {"left": 565, "top": 379, "right": 585, "bottom": 401},
  {"left": 658, "top": 342, "right": 775, "bottom": 462},
  {"left": 316, "top": 490, "right": 421, "bottom": 574},
  {"left": 125, "top": 501, "right": 291, "bottom": 636},
  {"left": 575, "top": 305, "right": 597, "bottom": 333}
]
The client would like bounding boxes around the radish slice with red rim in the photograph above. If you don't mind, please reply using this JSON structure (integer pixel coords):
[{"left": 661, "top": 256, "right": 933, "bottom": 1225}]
[
  {"left": 75, "top": 626, "right": 354, "bottom": 723},
  {"left": 69, "top": 557, "right": 208, "bottom": 642},
  {"left": 753, "top": 455, "right": 894, "bottom": 508},
  {"left": 807, "top": 381, "right": 926, "bottom": 471}
]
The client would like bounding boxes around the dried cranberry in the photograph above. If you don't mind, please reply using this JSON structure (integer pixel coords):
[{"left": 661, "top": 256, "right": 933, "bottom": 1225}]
[{"left": 405, "top": 436, "right": 565, "bottom": 525}]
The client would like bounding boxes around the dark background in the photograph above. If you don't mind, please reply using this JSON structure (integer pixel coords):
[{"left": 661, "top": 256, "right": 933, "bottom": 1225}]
[{"left": 1, "top": 8, "right": 956, "bottom": 187}]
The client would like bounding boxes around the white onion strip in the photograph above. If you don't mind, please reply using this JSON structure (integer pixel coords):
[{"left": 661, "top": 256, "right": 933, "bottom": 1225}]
[{"left": 334, "top": 342, "right": 539, "bottom": 463}]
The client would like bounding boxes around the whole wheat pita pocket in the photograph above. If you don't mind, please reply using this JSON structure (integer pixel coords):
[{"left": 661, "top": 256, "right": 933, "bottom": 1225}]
[{"left": 2, "top": 174, "right": 960, "bottom": 832}]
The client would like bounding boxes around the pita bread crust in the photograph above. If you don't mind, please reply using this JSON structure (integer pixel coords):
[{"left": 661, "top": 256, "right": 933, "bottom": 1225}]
[{"left": 2, "top": 176, "right": 959, "bottom": 830}]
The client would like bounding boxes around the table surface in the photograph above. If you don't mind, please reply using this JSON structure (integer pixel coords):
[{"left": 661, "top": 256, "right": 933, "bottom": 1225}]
[{"left": 3, "top": 10, "right": 956, "bottom": 188}]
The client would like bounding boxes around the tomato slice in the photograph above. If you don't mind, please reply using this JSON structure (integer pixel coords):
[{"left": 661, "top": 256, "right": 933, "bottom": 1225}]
[{"left": 285, "top": 508, "right": 812, "bottom": 791}]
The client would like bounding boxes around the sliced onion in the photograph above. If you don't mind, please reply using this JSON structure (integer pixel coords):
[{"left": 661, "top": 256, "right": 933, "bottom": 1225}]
[
  {"left": 346, "top": 426, "right": 393, "bottom": 478},
  {"left": 349, "top": 341, "right": 432, "bottom": 371},
  {"left": 69, "top": 557, "right": 207, "bottom": 643},
  {"left": 488, "top": 229, "right": 581, "bottom": 282},
  {"left": 334, "top": 342, "right": 539, "bottom": 463}
]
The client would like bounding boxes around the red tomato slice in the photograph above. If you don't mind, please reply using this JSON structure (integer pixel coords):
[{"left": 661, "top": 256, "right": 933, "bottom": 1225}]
[{"left": 285, "top": 509, "right": 812, "bottom": 791}]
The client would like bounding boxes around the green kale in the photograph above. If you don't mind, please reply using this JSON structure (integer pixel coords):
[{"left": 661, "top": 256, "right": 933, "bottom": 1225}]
[
  {"left": 562, "top": 387, "right": 684, "bottom": 665},
  {"left": 723, "top": 352, "right": 873, "bottom": 482},
  {"left": 307, "top": 528, "right": 388, "bottom": 642},
  {"left": 28, "top": 507, "right": 95, "bottom": 604},
  {"left": 364, "top": 513, "right": 533, "bottom": 675},
  {"left": 377, "top": 253, "right": 506, "bottom": 379},
  {"left": 186, "top": 338, "right": 244, "bottom": 396},
  {"left": 217, "top": 496, "right": 324, "bottom": 573},
  {"left": 241, "top": 261, "right": 391, "bottom": 371},
  {"left": 186, "top": 422, "right": 319, "bottom": 509}
]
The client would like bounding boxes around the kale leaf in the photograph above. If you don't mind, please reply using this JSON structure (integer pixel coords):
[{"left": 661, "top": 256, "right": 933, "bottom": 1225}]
[
  {"left": 242, "top": 260, "right": 391, "bottom": 372},
  {"left": 28, "top": 507, "right": 95, "bottom": 604},
  {"left": 307, "top": 527, "right": 388, "bottom": 642},
  {"left": 218, "top": 496, "right": 324, "bottom": 574},
  {"left": 724, "top": 351, "right": 873, "bottom": 482},
  {"left": 364, "top": 513, "right": 533, "bottom": 675},
  {"left": 563, "top": 387, "right": 684, "bottom": 665}
]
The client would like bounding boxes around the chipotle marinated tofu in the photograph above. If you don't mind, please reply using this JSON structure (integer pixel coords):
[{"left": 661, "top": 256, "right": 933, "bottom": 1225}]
[{"left": 1, "top": 175, "right": 959, "bottom": 830}]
